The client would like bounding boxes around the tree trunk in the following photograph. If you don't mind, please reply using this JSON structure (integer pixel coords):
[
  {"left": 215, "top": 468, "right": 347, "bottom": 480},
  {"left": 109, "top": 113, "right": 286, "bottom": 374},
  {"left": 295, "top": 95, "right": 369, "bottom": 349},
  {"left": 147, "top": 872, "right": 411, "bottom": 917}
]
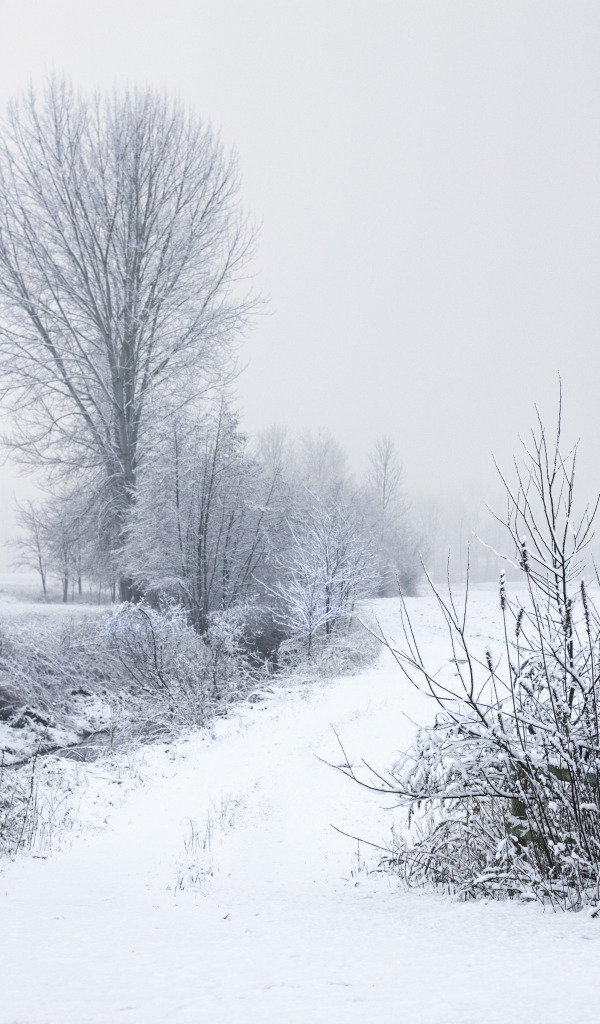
[{"left": 118, "top": 576, "right": 142, "bottom": 603}]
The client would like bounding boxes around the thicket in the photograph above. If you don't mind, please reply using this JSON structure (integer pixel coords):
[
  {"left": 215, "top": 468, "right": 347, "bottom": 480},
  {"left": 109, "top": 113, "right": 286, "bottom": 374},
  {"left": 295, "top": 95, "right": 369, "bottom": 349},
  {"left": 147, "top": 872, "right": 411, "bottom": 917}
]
[{"left": 0, "top": 601, "right": 258, "bottom": 749}]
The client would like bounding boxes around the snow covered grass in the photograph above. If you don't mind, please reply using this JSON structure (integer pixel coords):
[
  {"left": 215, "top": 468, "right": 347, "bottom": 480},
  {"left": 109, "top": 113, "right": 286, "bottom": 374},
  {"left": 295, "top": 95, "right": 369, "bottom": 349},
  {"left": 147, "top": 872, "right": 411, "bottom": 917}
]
[
  {"left": 0, "top": 745, "right": 146, "bottom": 858},
  {"left": 2, "top": 590, "right": 600, "bottom": 1023}
]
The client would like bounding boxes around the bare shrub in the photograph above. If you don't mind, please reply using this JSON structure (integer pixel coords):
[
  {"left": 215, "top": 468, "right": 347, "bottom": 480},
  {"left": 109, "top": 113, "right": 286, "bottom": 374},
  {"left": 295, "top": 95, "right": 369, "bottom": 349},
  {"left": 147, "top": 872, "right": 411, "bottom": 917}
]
[
  {"left": 278, "top": 614, "right": 380, "bottom": 680},
  {"left": 106, "top": 601, "right": 255, "bottom": 737},
  {"left": 0, "top": 600, "right": 257, "bottom": 759},
  {"left": 349, "top": 405, "right": 600, "bottom": 910},
  {"left": 0, "top": 751, "right": 83, "bottom": 857},
  {"left": 0, "top": 615, "right": 113, "bottom": 739}
]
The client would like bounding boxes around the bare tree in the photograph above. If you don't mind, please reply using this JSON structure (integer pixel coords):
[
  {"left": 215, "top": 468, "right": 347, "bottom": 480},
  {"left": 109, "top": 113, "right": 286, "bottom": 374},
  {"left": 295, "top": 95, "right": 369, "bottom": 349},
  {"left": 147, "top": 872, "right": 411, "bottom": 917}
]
[
  {"left": 15, "top": 489, "right": 100, "bottom": 602},
  {"left": 366, "top": 435, "right": 419, "bottom": 594},
  {"left": 0, "top": 80, "right": 256, "bottom": 599},
  {"left": 295, "top": 428, "right": 349, "bottom": 501},
  {"left": 254, "top": 425, "right": 291, "bottom": 481},
  {"left": 125, "top": 403, "right": 279, "bottom": 633},
  {"left": 368, "top": 435, "right": 403, "bottom": 515},
  {"left": 13, "top": 500, "right": 48, "bottom": 596},
  {"left": 263, "top": 494, "right": 375, "bottom": 660}
]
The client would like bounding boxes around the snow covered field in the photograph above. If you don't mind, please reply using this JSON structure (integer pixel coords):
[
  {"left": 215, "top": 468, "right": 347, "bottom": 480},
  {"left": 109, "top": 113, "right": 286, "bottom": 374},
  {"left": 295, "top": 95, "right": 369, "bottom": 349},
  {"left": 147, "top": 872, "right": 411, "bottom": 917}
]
[
  {"left": 0, "top": 572, "right": 108, "bottom": 619},
  {"left": 2, "top": 591, "right": 600, "bottom": 1023}
]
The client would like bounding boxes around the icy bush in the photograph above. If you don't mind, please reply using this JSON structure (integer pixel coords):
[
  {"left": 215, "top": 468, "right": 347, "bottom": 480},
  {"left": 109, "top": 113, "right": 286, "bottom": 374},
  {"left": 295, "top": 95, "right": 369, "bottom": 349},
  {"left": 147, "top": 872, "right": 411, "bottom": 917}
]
[
  {"left": 278, "top": 615, "right": 380, "bottom": 679},
  {"left": 0, "top": 750, "right": 36, "bottom": 855},
  {"left": 0, "top": 599, "right": 257, "bottom": 760},
  {"left": 106, "top": 600, "right": 255, "bottom": 736},
  {"left": 0, "top": 615, "right": 113, "bottom": 743},
  {"left": 357, "top": 406, "right": 600, "bottom": 909}
]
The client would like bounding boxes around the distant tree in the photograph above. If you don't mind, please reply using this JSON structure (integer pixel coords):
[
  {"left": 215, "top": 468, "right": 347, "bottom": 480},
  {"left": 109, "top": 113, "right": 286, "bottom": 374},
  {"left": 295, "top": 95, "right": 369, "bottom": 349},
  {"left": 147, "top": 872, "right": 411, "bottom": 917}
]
[
  {"left": 13, "top": 501, "right": 49, "bottom": 597},
  {"left": 44, "top": 497, "right": 84, "bottom": 603},
  {"left": 295, "top": 428, "right": 349, "bottom": 500},
  {"left": 414, "top": 487, "right": 512, "bottom": 584},
  {"left": 368, "top": 435, "right": 403, "bottom": 514},
  {"left": 0, "top": 80, "right": 255, "bottom": 600},
  {"left": 254, "top": 426, "right": 291, "bottom": 482},
  {"left": 366, "top": 436, "right": 420, "bottom": 595}
]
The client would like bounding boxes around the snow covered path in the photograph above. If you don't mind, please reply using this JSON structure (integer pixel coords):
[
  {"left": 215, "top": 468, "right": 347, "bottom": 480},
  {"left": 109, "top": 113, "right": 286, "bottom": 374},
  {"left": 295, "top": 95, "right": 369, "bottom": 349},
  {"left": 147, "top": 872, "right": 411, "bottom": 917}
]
[{"left": 2, "top": 595, "right": 600, "bottom": 1023}]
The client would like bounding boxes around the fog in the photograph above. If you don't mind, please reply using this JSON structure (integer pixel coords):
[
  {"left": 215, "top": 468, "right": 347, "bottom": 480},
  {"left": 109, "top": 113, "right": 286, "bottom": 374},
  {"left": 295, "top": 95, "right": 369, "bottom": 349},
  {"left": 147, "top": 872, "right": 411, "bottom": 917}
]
[{"left": 1, "top": 1, "right": 599, "bottom": 559}]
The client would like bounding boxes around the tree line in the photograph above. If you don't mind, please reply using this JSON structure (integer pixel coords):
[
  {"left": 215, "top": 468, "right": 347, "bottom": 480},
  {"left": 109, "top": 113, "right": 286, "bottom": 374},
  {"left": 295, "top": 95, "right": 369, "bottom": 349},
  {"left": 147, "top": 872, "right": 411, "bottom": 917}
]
[{"left": 13, "top": 415, "right": 420, "bottom": 660}]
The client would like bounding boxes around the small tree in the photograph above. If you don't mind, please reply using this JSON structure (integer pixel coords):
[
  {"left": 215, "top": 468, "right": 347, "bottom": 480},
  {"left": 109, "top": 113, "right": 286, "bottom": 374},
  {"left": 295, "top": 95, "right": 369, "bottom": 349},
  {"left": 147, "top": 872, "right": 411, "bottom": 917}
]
[
  {"left": 14, "top": 486, "right": 112, "bottom": 602},
  {"left": 265, "top": 494, "right": 375, "bottom": 661},
  {"left": 348, "top": 403, "right": 600, "bottom": 909}
]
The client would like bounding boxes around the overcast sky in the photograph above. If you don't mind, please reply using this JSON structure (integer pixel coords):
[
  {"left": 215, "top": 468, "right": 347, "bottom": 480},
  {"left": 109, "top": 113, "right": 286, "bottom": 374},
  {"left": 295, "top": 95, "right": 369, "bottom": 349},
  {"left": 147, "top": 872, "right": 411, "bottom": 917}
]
[{"left": 1, "top": 1, "right": 600, "bottom": 542}]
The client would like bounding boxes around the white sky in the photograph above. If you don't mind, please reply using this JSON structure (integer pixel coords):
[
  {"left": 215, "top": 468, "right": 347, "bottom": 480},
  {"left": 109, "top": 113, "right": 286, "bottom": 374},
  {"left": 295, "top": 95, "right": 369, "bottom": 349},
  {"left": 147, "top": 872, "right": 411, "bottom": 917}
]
[{"left": 1, "top": 1, "right": 600, "bottom": 540}]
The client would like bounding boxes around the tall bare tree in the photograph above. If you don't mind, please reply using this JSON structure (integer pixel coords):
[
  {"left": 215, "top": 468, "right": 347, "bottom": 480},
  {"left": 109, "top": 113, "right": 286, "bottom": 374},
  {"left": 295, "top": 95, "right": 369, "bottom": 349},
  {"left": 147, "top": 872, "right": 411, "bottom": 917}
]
[{"left": 0, "top": 80, "right": 255, "bottom": 598}]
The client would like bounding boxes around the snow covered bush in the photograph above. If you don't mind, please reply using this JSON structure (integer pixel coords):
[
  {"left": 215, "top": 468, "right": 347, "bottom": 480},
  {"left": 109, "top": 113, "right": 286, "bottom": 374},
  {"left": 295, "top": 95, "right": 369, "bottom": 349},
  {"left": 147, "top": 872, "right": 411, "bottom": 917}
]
[
  {"left": 359, "top": 406, "right": 600, "bottom": 909},
  {"left": 0, "top": 751, "right": 37, "bottom": 855},
  {"left": 277, "top": 613, "right": 380, "bottom": 679},
  {"left": 103, "top": 599, "right": 256, "bottom": 736},
  {"left": 0, "top": 600, "right": 256, "bottom": 763},
  {"left": 0, "top": 600, "right": 260, "bottom": 854},
  {"left": 0, "top": 615, "right": 113, "bottom": 749}
]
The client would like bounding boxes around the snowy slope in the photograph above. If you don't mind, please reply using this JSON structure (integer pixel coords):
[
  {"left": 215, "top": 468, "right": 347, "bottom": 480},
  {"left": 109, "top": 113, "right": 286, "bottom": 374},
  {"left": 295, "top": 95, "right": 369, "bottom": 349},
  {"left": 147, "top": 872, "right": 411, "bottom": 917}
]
[{"left": 1, "top": 593, "right": 600, "bottom": 1024}]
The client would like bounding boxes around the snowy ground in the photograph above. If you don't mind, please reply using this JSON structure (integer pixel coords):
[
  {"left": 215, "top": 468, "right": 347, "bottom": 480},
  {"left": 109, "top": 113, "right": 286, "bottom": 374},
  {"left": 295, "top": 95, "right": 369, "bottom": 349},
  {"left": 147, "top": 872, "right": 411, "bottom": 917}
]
[{"left": 2, "top": 591, "right": 600, "bottom": 1023}]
